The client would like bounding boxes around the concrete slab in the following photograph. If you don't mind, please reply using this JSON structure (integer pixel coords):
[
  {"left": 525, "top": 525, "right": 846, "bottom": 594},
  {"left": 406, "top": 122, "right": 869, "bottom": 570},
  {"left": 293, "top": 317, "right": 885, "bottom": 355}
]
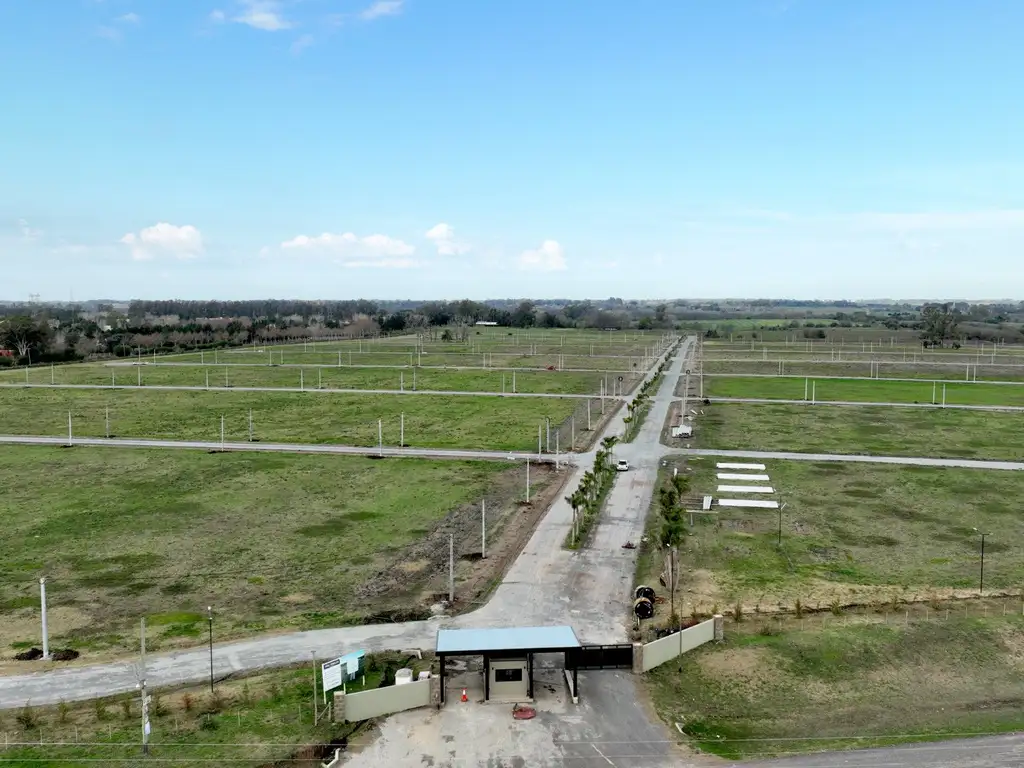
[
  {"left": 716, "top": 462, "right": 766, "bottom": 470},
  {"left": 716, "top": 498, "right": 779, "bottom": 509},
  {"left": 716, "top": 472, "right": 770, "bottom": 481},
  {"left": 716, "top": 485, "right": 775, "bottom": 494}
]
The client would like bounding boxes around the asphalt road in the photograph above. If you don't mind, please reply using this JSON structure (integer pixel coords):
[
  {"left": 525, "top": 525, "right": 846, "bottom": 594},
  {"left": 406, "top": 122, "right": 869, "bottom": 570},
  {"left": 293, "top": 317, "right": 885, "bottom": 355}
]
[
  {"left": 710, "top": 395, "right": 1024, "bottom": 412},
  {"left": 0, "top": 434, "right": 569, "bottom": 465},
  {"left": 0, "top": 382, "right": 624, "bottom": 401}
]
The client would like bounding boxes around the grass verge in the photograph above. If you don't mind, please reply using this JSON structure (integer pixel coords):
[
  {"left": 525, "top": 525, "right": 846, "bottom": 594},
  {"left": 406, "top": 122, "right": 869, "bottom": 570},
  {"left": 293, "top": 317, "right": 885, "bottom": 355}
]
[
  {"left": 706, "top": 375, "right": 1024, "bottom": 407},
  {"left": 664, "top": 456, "right": 1024, "bottom": 612},
  {"left": 0, "top": 446, "right": 552, "bottom": 653},
  {"left": 697, "top": 402, "right": 1024, "bottom": 460},
  {"left": 0, "top": 652, "right": 423, "bottom": 766},
  {"left": 0, "top": 388, "right": 578, "bottom": 451},
  {"left": 646, "top": 615, "right": 1024, "bottom": 760}
]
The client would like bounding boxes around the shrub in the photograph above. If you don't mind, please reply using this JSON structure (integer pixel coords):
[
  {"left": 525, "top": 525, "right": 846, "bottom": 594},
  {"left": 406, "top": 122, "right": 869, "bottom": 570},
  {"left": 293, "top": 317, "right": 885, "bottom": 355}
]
[
  {"left": 120, "top": 698, "right": 133, "bottom": 720},
  {"left": 199, "top": 714, "right": 218, "bottom": 731},
  {"left": 267, "top": 682, "right": 281, "bottom": 702},
  {"left": 732, "top": 602, "right": 744, "bottom": 622},
  {"left": 239, "top": 683, "right": 253, "bottom": 707},
  {"left": 204, "top": 690, "right": 226, "bottom": 714},
  {"left": 758, "top": 622, "right": 776, "bottom": 637},
  {"left": 181, "top": 693, "right": 195, "bottom": 712},
  {"left": 151, "top": 693, "right": 168, "bottom": 718},
  {"left": 94, "top": 699, "right": 110, "bottom": 722},
  {"left": 16, "top": 704, "right": 38, "bottom": 731},
  {"left": 830, "top": 599, "right": 843, "bottom": 616},
  {"left": 57, "top": 699, "right": 70, "bottom": 724},
  {"left": 794, "top": 598, "right": 804, "bottom": 619}
]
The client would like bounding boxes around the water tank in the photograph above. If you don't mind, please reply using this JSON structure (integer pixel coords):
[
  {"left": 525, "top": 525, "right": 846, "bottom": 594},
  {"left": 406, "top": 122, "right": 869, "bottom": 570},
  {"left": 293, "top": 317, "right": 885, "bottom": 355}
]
[{"left": 395, "top": 668, "right": 414, "bottom": 686}]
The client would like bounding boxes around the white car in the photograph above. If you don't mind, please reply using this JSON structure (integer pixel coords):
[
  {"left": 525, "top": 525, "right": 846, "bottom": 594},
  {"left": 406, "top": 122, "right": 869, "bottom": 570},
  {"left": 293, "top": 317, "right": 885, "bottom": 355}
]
[{"left": 616, "top": 459, "right": 629, "bottom": 472}]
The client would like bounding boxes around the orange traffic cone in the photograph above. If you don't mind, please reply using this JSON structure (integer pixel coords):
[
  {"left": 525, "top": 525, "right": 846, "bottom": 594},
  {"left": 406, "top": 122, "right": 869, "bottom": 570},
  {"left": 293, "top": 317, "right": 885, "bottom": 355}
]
[{"left": 460, "top": 688, "right": 468, "bottom": 703}]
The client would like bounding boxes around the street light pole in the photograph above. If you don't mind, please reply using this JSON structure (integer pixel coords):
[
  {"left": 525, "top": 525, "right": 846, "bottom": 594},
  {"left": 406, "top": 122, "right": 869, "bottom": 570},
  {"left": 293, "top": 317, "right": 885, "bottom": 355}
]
[
  {"left": 973, "top": 529, "right": 989, "bottom": 595},
  {"left": 207, "top": 606, "right": 214, "bottom": 694}
]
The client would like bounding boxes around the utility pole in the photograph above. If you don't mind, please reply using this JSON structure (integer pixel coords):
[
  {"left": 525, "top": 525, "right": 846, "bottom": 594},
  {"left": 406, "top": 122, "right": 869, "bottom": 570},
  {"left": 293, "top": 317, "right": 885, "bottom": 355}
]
[
  {"left": 526, "top": 460, "right": 530, "bottom": 503},
  {"left": 105, "top": 407, "right": 110, "bottom": 439},
  {"left": 140, "top": 617, "right": 150, "bottom": 756},
  {"left": 40, "top": 577, "right": 49, "bottom": 660},
  {"left": 300, "top": 369, "right": 304, "bottom": 390},
  {"left": 378, "top": 419, "right": 383, "bottom": 456},
  {"left": 481, "top": 499, "right": 486, "bottom": 559},
  {"left": 312, "top": 651, "right": 318, "bottom": 723},
  {"left": 448, "top": 534, "right": 455, "bottom": 603},
  {"left": 974, "top": 529, "right": 989, "bottom": 595},
  {"left": 67, "top": 411, "right": 73, "bottom": 446},
  {"left": 546, "top": 418, "right": 551, "bottom": 453},
  {"left": 512, "top": 369, "right": 516, "bottom": 393},
  {"left": 400, "top": 412, "right": 405, "bottom": 447},
  {"left": 538, "top": 424, "right": 542, "bottom": 457},
  {"left": 570, "top": 416, "right": 575, "bottom": 451},
  {"left": 587, "top": 399, "right": 592, "bottom": 431},
  {"left": 207, "top": 606, "right": 214, "bottom": 694}
]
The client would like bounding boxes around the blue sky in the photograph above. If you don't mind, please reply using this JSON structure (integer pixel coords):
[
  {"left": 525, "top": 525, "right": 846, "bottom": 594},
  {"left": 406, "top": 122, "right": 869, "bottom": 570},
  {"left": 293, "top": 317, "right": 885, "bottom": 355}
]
[{"left": 3, "top": 0, "right": 1023, "bottom": 301}]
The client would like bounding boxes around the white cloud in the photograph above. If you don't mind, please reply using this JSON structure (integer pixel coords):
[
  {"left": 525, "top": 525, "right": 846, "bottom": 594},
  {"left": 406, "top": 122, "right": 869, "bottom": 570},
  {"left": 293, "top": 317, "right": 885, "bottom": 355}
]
[
  {"left": 209, "top": 9, "right": 226, "bottom": 23},
  {"left": 233, "top": 0, "right": 292, "bottom": 31},
  {"left": 518, "top": 240, "right": 567, "bottom": 272},
  {"left": 290, "top": 33, "right": 314, "bottom": 54},
  {"left": 360, "top": 0, "right": 404, "bottom": 20},
  {"left": 18, "top": 219, "right": 42, "bottom": 242},
  {"left": 425, "top": 222, "right": 470, "bottom": 255},
  {"left": 116, "top": 12, "right": 140, "bottom": 23},
  {"left": 120, "top": 223, "right": 204, "bottom": 261},
  {"left": 280, "top": 231, "right": 417, "bottom": 267}
]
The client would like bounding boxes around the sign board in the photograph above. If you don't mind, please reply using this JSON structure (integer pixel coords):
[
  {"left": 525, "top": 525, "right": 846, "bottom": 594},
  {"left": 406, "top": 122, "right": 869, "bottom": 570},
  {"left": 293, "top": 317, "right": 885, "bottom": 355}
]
[{"left": 321, "top": 658, "right": 343, "bottom": 694}]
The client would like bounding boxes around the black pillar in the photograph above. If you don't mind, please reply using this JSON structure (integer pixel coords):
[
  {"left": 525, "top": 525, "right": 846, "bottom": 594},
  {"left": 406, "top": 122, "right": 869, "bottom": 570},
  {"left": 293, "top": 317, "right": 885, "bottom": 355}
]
[
  {"left": 484, "top": 655, "right": 490, "bottom": 701},
  {"left": 439, "top": 654, "right": 446, "bottom": 705},
  {"left": 527, "top": 653, "right": 534, "bottom": 699},
  {"left": 573, "top": 660, "right": 578, "bottom": 701}
]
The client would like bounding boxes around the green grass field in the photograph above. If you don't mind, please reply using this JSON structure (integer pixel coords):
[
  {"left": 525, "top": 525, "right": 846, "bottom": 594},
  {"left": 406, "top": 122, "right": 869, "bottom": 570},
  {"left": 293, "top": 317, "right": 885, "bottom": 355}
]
[
  {"left": 165, "top": 350, "right": 646, "bottom": 371},
  {"left": 648, "top": 616, "right": 1024, "bottom": 759},
  {"left": 1, "top": 362, "right": 607, "bottom": 395},
  {"left": 705, "top": 375, "right": 1024, "bottom": 407},
  {"left": 673, "top": 457, "right": 1024, "bottom": 610},
  {"left": 697, "top": 402, "right": 1024, "bottom": 460},
  {"left": 0, "top": 388, "right": 578, "bottom": 450},
  {"left": 0, "top": 653, "right": 421, "bottom": 766},
  {"left": 703, "top": 358, "right": 1024, "bottom": 381},
  {"left": 0, "top": 447, "right": 542, "bottom": 651}
]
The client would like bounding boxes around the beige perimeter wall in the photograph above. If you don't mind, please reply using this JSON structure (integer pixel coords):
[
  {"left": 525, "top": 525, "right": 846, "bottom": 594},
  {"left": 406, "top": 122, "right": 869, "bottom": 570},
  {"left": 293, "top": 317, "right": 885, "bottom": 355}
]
[
  {"left": 642, "top": 618, "right": 715, "bottom": 673},
  {"left": 344, "top": 679, "right": 431, "bottom": 722}
]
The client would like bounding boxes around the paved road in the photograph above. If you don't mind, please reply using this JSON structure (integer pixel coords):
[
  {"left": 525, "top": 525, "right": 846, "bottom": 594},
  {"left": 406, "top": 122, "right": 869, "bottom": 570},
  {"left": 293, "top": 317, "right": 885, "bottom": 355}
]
[
  {"left": 0, "top": 434, "right": 570, "bottom": 465},
  {"left": 710, "top": 395, "right": 1024, "bottom": 412},
  {"left": 0, "top": 382, "right": 624, "bottom": 401},
  {"left": 673, "top": 447, "right": 1024, "bottom": 471},
  {"left": 0, "top": 340, "right": 678, "bottom": 710}
]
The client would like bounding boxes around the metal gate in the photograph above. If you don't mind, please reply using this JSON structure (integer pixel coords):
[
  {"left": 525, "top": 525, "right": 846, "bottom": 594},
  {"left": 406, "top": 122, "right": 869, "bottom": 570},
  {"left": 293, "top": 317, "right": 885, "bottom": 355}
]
[{"left": 566, "top": 644, "right": 633, "bottom": 670}]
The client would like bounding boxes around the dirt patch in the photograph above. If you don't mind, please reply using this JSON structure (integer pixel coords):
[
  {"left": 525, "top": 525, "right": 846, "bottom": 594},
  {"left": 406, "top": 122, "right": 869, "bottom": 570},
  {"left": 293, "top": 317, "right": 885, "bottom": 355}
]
[
  {"left": 353, "top": 462, "right": 571, "bottom": 616},
  {"left": 698, "top": 645, "right": 774, "bottom": 685},
  {"left": 279, "top": 593, "right": 314, "bottom": 604}
]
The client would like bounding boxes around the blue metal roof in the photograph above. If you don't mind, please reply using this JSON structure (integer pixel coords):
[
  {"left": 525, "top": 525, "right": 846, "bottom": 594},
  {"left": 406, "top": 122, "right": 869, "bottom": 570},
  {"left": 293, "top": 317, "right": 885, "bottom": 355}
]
[{"left": 435, "top": 625, "right": 581, "bottom": 654}]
